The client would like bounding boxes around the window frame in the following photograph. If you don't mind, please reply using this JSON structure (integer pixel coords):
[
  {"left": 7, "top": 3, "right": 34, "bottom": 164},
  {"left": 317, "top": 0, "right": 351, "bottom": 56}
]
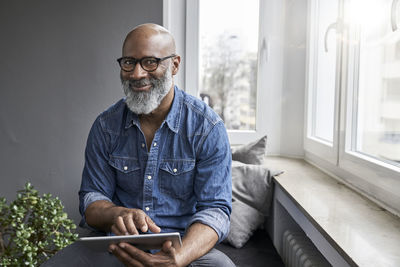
[
  {"left": 339, "top": 8, "right": 400, "bottom": 193},
  {"left": 304, "top": 0, "right": 342, "bottom": 165},
  {"left": 305, "top": 0, "right": 400, "bottom": 215}
]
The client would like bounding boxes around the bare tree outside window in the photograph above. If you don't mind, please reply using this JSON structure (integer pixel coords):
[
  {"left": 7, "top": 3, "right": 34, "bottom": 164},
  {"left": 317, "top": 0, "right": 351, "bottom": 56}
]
[{"left": 199, "top": 0, "right": 259, "bottom": 130}]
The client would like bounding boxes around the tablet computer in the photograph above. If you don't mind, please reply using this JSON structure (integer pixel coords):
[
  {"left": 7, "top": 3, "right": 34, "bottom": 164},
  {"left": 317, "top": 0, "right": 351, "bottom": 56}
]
[{"left": 77, "top": 232, "right": 182, "bottom": 251}]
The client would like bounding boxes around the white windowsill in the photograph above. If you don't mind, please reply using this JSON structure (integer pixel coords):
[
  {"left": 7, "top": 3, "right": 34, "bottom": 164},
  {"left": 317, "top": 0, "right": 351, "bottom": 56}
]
[{"left": 267, "top": 156, "right": 400, "bottom": 267}]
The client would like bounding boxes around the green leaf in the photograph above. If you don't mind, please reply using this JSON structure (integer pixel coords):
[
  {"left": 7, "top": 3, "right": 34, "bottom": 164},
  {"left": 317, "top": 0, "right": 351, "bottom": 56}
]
[
  {"left": 2, "top": 181, "right": 78, "bottom": 266},
  {"left": 25, "top": 182, "right": 32, "bottom": 190}
]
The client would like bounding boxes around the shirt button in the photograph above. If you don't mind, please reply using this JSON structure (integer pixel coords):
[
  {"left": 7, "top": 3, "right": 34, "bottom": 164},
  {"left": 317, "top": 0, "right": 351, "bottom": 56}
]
[
  {"left": 153, "top": 142, "right": 157, "bottom": 147},
  {"left": 173, "top": 168, "right": 178, "bottom": 173},
  {"left": 123, "top": 166, "right": 128, "bottom": 171},
  {"left": 147, "top": 175, "right": 152, "bottom": 180},
  {"left": 141, "top": 143, "right": 145, "bottom": 148},
  {"left": 145, "top": 207, "right": 150, "bottom": 211}
]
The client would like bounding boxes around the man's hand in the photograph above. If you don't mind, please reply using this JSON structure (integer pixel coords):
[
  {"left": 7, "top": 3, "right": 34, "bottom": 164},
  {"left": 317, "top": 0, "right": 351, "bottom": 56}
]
[
  {"left": 111, "top": 207, "right": 161, "bottom": 235},
  {"left": 109, "top": 241, "right": 182, "bottom": 267},
  {"left": 85, "top": 200, "right": 161, "bottom": 235},
  {"left": 109, "top": 222, "right": 218, "bottom": 267}
]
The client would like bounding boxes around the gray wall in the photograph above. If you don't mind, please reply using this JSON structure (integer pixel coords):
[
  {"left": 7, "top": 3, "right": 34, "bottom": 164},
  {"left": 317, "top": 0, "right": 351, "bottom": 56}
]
[{"left": 0, "top": 0, "right": 162, "bottom": 223}]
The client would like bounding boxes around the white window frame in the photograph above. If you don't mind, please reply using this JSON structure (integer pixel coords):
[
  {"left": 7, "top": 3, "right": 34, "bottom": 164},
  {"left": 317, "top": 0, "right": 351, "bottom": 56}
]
[
  {"left": 305, "top": 0, "right": 400, "bottom": 215},
  {"left": 304, "top": 0, "right": 342, "bottom": 165},
  {"left": 338, "top": 8, "right": 400, "bottom": 211}
]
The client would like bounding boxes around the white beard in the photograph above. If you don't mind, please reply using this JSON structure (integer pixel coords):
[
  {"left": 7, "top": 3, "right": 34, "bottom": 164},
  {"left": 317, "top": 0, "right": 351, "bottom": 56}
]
[{"left": 122, "top": 66, "right": 173, "bottom": 115}]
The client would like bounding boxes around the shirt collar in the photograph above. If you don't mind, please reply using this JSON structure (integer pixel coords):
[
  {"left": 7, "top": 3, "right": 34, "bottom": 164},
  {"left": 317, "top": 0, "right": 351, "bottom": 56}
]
[
  {"left": 164, "top": 86, "right": 182, "bottom": 133},
  {"left": 124, "top": 107, "right": 139, "bottom": 129},
  {"left": 124, "top": 86, "right": 182, "bottom": 133}
]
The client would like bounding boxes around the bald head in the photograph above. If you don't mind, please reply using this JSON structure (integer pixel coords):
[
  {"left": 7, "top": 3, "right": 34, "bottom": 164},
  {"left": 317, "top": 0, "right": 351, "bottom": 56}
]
[{"left": 122, "top": 23, "right": 176, "bottom": 57}]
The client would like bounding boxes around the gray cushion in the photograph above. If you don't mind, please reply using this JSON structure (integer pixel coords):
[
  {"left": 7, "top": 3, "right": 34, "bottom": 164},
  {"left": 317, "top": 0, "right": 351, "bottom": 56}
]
[
  {"left": 231, "top": 161, "right": 274, "bottom": 215},
  {"left": 231, "top": 135, "right": 267, "bottom": 165},
  {"left": 225, "top": 200, "right": 265, "bottom": 248},
  {"left": 225, "top": 160, "right": 283, "bottom": 248}
]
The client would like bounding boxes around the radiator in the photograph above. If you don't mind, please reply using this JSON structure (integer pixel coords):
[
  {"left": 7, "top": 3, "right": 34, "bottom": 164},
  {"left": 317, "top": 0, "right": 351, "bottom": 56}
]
[{"left": 282, "top": 230, "right": 331, "bottom": 267}]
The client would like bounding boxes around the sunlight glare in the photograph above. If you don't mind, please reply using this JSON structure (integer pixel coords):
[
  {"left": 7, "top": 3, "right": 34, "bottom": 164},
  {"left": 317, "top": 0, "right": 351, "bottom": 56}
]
[{"left": 345, "top": 0, "right": 387, "bottom": 32}]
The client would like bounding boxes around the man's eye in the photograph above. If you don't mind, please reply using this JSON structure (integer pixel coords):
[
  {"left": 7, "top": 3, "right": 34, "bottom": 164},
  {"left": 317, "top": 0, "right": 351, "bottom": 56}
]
[
  {"left": 143, "top": 59, "right": 157, "bottom": 65},
  {"left": 124, "top": 59, "right": 134, "bottom": 65}
]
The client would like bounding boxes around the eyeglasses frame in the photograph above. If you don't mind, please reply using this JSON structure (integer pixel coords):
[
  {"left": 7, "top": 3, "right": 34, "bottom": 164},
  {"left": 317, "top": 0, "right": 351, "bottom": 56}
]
[{"left": 117, "top": 54, "right": 176, "bottom": 72}]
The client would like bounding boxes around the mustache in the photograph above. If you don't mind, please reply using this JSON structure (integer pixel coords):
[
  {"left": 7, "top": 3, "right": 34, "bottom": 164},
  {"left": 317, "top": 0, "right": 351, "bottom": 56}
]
[{"left": 126, "top": 78, "right": 152, "bottom": 88}]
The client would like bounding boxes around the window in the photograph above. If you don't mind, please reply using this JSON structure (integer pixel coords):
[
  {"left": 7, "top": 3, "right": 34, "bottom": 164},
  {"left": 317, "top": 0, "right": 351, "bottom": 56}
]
[
  {"left": 305, "top": 0, "right": 400, "bottom": 213},
  {"left": 346, "top": 0, "right": 400, "bottom": 165},
  {"left": 198, "top": 0, "right": 259, "bottom": 131},
  {"left": 309, "top": 0, "right": 338, "bottom": 143},
  {"left": 185, "top": 0, "right": 273, "bottom": 145},
  {"left": 304, "top": 0, "right": 341, "bottom": 164},
  {"left": 166, "top": 0, "right": 400, "bottom": 212}
]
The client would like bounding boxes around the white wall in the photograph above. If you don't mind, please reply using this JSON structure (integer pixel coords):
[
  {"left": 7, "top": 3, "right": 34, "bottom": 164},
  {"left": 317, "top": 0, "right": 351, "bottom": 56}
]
[
  {"left": 280, "top": 0, "right": 307, "bottom": 157},
  {"left": 0, "top": 0, "right": 163, "bottom": 223},
  {"left": 163, "top": 0, "right": 186, "bottom": 89}
]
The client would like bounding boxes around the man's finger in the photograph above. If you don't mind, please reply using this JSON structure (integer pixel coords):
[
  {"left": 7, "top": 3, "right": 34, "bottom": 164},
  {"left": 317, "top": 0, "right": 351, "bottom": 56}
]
[
  {"left": 124, "top": 214, "right": 139, "bottom": 235},
  {"left": 132, "top": 211, "right": 148, "bottom": 233},
  {"left": 110, "top": 243, "right": 144, "bottom": 267},
  {"left": 162, "top": 240, "right": 173, "bottom": 252},
  {"left": 111, "top": 224, "right": 124, "bottom": 236},
  {"left": 115, "top": 215, "right": 129, "bottom": 235},
  {"left": 146, "top": 216, "right": 161, "bottom": 233},
  {"left": 118, "top": 242, "right": 153, "bottom": 263}
]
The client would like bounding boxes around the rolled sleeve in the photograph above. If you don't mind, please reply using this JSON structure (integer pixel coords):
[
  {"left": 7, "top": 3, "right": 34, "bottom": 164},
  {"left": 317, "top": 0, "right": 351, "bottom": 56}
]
[
  {"left": 187, "top": 207, "right": 230, "bottom": 242},
  {"left": 79, "top": 191, "right": 112, "bottom": 227},
  {"left": 83, "top": 191, "right": 112, "bottom": 213}
]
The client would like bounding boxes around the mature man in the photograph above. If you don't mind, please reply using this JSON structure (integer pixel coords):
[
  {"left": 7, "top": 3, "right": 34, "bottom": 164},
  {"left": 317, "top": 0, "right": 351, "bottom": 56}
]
[{"left": 42, "top": 24, "right": 234, "bottom": 267}]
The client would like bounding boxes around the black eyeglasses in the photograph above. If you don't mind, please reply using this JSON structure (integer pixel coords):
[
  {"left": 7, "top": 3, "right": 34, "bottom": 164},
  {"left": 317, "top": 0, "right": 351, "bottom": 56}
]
[{"left": 117, "top": 54, "right": 176, "bottom": 72}]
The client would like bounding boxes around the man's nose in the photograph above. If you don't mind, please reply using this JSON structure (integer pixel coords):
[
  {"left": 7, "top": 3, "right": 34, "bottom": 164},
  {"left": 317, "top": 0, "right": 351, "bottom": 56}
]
[{"left": 129, "top": 62, "right": 148, "bottom": 79}]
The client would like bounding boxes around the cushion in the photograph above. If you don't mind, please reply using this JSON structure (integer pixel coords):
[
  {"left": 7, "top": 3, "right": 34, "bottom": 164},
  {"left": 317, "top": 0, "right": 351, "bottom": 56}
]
[
  {"left": 225, "top": 199, "right": 265, "bottom": 248},
  {"left": 231, "top": 135, "right": 267, "bottom": 165},
  {"left": 231, "top": 161, "right": 275, "bottom": 215},
  {"left": 225, "top": 161, "right": 283, "bottom": 248}
]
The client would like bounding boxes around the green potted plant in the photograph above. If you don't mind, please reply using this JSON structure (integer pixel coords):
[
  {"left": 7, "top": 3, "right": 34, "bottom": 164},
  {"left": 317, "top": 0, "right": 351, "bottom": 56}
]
[{"left": 0, "top": 182, "right": 78, "bottom": 266}]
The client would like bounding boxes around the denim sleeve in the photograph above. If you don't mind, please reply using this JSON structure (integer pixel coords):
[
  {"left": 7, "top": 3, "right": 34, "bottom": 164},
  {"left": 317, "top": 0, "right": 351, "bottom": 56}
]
[
  {"left": 78, "top": 116, "right": 116, "bottom": 225},
  {"left": 190, "top": 121, "right": 232, "bottom": 242},
  {"left": 187, "top": 208, "right": 230, "bottom": 242}
]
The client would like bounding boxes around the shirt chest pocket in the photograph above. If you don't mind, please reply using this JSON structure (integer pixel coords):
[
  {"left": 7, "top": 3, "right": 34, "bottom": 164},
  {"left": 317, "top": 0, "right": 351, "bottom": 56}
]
[
  {"left": 159, "top": 160, "right": 195, "bottom": 199},
  {"left": 108, "top": 156, "right": 142, "bottom": 191}
]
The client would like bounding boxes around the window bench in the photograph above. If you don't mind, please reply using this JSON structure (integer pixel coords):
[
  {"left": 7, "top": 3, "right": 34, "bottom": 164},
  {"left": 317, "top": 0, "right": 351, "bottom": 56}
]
[{"left": 266, "top": 156, "right": 400, "bottom": 267}]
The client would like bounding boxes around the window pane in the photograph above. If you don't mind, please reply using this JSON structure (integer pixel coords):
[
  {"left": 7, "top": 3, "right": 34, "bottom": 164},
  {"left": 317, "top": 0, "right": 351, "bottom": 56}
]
[
  {"left": 350, "top": 0, "right": 400, "bottom": 165},
  {"left": 199, "top": 0, "right": 259, "bottom": 130},
  {"left": 310, "top": 0, "right": 338, "bottom": 143}
]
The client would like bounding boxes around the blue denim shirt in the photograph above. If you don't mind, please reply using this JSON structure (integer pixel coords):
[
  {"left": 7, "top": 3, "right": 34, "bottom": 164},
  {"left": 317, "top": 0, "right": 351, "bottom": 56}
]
[{"left": 79, "top": 86, "right": 232, "bottom": 242}]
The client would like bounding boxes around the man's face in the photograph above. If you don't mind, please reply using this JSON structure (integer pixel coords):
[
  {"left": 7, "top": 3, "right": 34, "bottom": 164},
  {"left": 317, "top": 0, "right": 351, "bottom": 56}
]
[
  {"left": 120, "top": 34, "right": 174, "bottom": 115},
  {"left": 121, "top": 64, "right": 172, "bottom": 115}
]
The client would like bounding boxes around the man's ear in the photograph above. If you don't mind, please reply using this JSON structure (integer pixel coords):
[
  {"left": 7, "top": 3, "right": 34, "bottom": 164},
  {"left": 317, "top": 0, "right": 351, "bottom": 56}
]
[{"left": 172, "top": 55, "right": 181, "bottom": 75}]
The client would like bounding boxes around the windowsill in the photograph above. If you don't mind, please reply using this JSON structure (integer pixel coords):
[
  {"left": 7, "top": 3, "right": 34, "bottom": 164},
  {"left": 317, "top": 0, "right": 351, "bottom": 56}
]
[{"left": 267, "top": 156, "right": 400, "bottom": 267}]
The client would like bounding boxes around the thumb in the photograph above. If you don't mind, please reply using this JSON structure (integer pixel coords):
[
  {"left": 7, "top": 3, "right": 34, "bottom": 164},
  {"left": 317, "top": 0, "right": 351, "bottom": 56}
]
[{"left": 162, "top": 240, "right": 174, "bottom": 253}]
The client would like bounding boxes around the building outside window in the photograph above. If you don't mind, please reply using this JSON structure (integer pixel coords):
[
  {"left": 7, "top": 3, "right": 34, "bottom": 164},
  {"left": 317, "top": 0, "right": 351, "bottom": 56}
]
[
  {"left": 198, "top": 0, "right": 259, "bottom": 131},
  {"left": 185, "top": 0, "right": 274, "bottom": 145}
]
